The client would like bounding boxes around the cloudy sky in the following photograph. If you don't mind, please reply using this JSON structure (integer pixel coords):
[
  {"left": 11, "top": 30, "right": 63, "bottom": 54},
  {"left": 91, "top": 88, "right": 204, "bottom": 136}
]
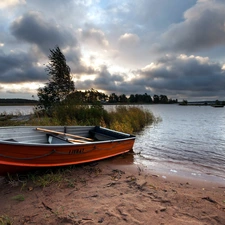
[{"left": 0, "top": 0, "right": 225, "bottom": 101}]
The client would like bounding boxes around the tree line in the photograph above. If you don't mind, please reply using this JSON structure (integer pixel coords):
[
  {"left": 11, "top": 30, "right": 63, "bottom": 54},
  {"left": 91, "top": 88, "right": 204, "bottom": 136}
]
[
  {"left": 0, "top": 98, "right": 37, "bottom": 105},
  {"left": 37, "top": 46, "right": 177, "bottom": 113},
  {"left": 67, "top": 89, "right": 177, "bottom": 104}
]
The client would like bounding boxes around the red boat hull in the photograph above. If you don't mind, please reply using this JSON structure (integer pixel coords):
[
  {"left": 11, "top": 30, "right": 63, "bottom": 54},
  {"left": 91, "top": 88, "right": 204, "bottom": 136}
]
[{"left": 0, "top": 137, "right": 135, "bottom": 175}]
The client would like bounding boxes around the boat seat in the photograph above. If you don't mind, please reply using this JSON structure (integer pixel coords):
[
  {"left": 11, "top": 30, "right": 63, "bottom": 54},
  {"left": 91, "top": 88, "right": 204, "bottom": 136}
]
[
  {"left": 46, "top": 134, "right": 73, "bottom": 144},
  {"left": 89, "top": 126, "right": 128, "bottom": 141},
  {"left": 89, "top": 131, "right": 117, "bottom": 141}
]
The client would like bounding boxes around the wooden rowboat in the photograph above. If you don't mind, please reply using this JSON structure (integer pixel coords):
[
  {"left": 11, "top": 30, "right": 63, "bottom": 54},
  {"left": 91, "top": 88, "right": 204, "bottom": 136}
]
[{"left": 0, "top": 126, "right": 135, "bottom": 175}]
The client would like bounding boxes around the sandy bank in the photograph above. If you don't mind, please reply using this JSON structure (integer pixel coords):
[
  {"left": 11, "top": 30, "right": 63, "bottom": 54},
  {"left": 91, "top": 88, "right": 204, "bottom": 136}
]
[{"left": 0, "top": 153, "right": 225, "bottom": 225}]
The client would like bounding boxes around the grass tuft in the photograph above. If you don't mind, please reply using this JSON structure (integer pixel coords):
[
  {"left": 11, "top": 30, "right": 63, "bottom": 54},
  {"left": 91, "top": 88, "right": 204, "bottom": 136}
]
[
  {"left": 108, "top": 106, "right": 158, "bottom": 133},
  {"left": 0, "top": 215, "right": 13, "bottom": 225},
  {"left": 32, "top": 171, "right": 63, "bottom": 188},
  {"left": 1, "top": 102, "right": 159, "bottom": 134},
  {"left": 11, "top": 194, "right": 25, "bottom": 201}
]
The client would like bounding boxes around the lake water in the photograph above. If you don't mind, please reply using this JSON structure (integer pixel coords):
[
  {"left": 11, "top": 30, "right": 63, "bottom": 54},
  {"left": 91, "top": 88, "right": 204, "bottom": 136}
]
[
  {"left": 134, "top": 105, "right": 225, "bottom": 184},
  {"left": 0, "top": 105, "right": 34, "bottom": 115},
  {"left": 1, "top": 105, "right": 225, "bottom": 184}
]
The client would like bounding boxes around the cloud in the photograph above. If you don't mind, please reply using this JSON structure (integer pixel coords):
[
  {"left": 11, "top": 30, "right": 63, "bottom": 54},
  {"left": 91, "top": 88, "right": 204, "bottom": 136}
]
[
  {"left": 118, "top": 33, "right": 140, "bottom": 48},
  {"left": 75, "top": 65, "right": 124, "bottom": 92},
  {"left": 0, "top": 50, "right": 47, "bottom": 84},
  {"left": 0, "top": 0, "right": 25, "bottom": 9},
  {"left": 60, "top": 52, "right": 225, "bottom": 101},
  {"left": 10, "top": 11, "right": 77, "bottom": 54},
  {"left": 9, "top": 11, "right": 92, "bottom": 77},
  {"left": 78, "top": 28, "right": 109, "bottom": 48},
  {"left": 0, "top": 0, "right": 225, "bottom": 100},
  {"left": 133, "top": 54, "right": 225, "bottom": 98},
  {"left": 156, "top": 0, "right": 225, "bottom": 53}
]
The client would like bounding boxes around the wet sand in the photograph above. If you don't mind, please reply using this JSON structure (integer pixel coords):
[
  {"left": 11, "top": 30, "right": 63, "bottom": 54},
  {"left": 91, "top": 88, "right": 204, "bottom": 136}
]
[{"left": 0, "top": 153, "right": 225, "bottom": 225}]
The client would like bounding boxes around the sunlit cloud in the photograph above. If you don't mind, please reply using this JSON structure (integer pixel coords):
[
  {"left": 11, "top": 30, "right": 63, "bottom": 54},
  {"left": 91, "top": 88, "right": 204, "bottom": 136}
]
[
  {"left": 0, "top": 0, "right": 26, "bottom": 9},
  {"left": 0, "top": 0, "right": 225, "bottom": 101},
  {"left": 118, "top": 33, "right": 140, "bottom": 47}
]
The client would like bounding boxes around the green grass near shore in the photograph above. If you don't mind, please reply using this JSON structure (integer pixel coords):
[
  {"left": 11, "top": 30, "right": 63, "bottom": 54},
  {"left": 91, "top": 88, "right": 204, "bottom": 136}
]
[
  {"left": 0, "top": 104, "right": 159, "bottom": 134},
  {"left": 0, "top": 214, "right": 13, "bottom": 225}
]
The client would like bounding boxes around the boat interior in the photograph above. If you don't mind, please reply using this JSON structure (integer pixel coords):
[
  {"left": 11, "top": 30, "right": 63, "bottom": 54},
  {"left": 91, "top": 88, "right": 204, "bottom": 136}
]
[{"left": 0, "top": 126, "right": 134, "bottom": 144}]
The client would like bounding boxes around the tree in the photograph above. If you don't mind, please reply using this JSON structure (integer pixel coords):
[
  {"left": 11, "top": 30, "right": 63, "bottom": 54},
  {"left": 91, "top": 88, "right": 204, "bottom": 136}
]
[
  {"left": 37, "top": 46, "right": 75, "bottom": 111},
  {"left": 159, "top": 95, "right": 168, "bottom": 103},
  {"left": 129, "top": 94, "right": 136, "bottom": 103},
  {"left": 109, "top": 93, "right": 119, "bottom": 103},
  {"left": 153, "top": 95, "right": 159, "bottom": 103},
  {"left": 119, "top": 94, "right": 128, "bottom": 103}
]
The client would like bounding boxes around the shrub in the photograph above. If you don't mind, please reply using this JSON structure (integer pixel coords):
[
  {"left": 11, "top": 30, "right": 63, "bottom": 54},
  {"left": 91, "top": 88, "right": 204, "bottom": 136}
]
[
  {"left": 4, "top": 102, "right": 158, "bottom": 134},
  {"left": 0, "top": 215, "right": 13, "bottom": 225},
  {"left": 107, "top": 106, "right": 155, "bottom": 133},
  {"left": 50, "top": 100, "right": 108, "bottom": 126}
]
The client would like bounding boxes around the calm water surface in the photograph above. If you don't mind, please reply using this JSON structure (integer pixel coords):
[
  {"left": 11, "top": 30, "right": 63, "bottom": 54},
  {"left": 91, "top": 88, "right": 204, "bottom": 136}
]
[
  {"left": 134, "top": 105, "right": 225, "bottom": 184},
  {"left": 0, "top": 105, "right": 34, "bottom": 115},
  {"left": 1, "top": 105, "right": 225, "bottom": 183}
]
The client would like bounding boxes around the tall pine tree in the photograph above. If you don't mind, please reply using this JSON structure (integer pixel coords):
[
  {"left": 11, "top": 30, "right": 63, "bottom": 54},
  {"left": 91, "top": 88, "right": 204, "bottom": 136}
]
[{"left": 37, "top": 46, "right": 75, "bottom": 111}]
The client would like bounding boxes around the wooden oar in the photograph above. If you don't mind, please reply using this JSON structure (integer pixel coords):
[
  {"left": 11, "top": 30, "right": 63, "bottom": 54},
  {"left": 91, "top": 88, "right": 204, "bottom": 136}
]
[
  {"left": 67, "top": 138, "right": 87, "bottom": 143},
  {"left": 36, "top": 127, "right": 93, "bottom": 141}
]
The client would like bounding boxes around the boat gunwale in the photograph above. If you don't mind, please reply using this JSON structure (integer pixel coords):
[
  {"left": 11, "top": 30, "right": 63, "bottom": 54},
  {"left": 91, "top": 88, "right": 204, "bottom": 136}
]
[
  {"left": 0, "top": 125, "right": 136, "bottom": 147},
  {"left": 0, "top": 136, "right": 136, "bottom": 147}
]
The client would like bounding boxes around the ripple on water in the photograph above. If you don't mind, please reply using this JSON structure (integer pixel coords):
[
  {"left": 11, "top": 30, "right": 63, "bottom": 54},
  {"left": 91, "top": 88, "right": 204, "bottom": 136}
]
[{"left": 133, "top": 104, "right": 225, "bottom": 184}]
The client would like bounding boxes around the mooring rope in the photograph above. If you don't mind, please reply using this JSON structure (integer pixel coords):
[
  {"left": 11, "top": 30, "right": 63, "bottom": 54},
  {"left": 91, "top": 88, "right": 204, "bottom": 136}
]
[
  {"left": 0, "top": 150, "right": 56, "bottom": 160},
  {"left": 0, "top": 141, "right": 127, "bottom": 160}
]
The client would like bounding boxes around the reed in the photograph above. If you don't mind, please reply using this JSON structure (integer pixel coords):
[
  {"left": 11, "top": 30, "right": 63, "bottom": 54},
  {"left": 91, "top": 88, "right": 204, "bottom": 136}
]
[
  {"left": 0, "top": 215, "right": 13, "bottom": 225},
  {"left": 107, "top": 106, "right": 157, "bottom": 133},
  {"left": 36, "top": 103, "right": 157, "bottom": 133},
  {"left": 50, "top": 101, "right": 109, "bottom": 126},
  {"left": 1, "top": 103, "right": 158, "bottom": 133}
]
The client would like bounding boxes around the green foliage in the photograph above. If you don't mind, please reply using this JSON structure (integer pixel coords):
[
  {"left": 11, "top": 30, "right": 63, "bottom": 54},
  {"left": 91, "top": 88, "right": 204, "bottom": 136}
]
[
  {"left": 12, "top": 194, "right": 25, "bottom": 201},
  {"left": 66, "top": 89, "right": 108, "bottom": 103},
  {"left": 51, "top": 100, "right": 108, "bottom": 126},
  {"left": 2, "top": 100, "right": 157, "bottom": 134},
  {"left": 129, "top": 93, "right": 152, "bottom": 103},
  {"left": 37, "top": 46, "right": 75, "bottom": 112},
  {"left": 0, "top": 112, "right": 24, "bottom": 126},
  {"left": 46, "top": 101, "right": 155, "bottom": 133},
  {"left": 0, "top": 98, "right": 37, "bottom": 105},
  {"left": 0, "top": 215, "right": 13, "bottom": 225},
  {"left": 108, "top": 106, "right": 156, "bottom": 133},
  {"left": 180, "top": 100, "right": 188, "bottom": 105},
  {"left": 32, "top": 171, "right": 63, "bottom": 187},
  {"left": 66, "top": 90, "right": 177, "bottom": 104}
]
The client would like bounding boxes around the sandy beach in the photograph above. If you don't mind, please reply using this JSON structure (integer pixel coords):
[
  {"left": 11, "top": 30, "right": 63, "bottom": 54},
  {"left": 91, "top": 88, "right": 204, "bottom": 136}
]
[{"left": 0, "top": 153, "right": 225, "bottom": 225}]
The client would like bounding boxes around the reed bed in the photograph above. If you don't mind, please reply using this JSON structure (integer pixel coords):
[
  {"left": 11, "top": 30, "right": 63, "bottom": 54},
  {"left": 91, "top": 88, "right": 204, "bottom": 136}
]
[{"left": 0, "top": 103, "right": 159, "bottom": 134}]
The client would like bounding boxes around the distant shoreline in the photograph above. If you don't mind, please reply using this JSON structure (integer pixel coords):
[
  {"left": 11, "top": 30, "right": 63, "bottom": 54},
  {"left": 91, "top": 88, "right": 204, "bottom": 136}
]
[
  {"left": 0, "top": 98, "right": 38, "bottom": 106},
  {"left": 0, "top": 103, "right": 37, "bottom": 106}
]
